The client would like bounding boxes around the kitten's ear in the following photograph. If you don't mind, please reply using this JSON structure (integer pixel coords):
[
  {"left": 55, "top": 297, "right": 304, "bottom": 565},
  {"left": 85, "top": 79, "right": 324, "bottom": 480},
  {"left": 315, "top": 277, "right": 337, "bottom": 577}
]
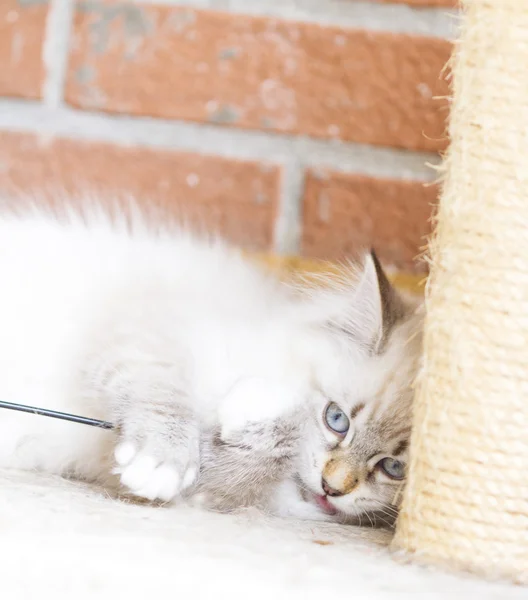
[
  {"left": 342, "top": 250, "right": 406, "bottom": 352},
  {"left": 369, "top": 249, "right": 406, "bottom": 338}
]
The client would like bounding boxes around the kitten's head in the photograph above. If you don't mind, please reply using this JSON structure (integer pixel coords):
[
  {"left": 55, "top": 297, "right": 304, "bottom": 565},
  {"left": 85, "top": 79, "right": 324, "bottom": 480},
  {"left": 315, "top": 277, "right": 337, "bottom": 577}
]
[{"left": 295, "top": 252, "right": 423, "bottom": 524}]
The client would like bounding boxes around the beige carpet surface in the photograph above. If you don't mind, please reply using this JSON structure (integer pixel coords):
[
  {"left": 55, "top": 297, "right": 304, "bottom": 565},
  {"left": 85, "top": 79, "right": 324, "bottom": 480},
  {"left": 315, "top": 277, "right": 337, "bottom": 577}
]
[{"left": 0, "top": 469, "right": 525, "bottom": 599}]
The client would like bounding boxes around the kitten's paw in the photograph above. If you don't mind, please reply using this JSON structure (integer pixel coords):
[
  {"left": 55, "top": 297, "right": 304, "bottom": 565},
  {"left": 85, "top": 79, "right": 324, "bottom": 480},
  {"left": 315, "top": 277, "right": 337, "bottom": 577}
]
[
  {"left": 219, "top": 378, "right": 303, "bottom": 438},
  {"left": 113, "top": 440, "right": 199, "bottom": 502}
]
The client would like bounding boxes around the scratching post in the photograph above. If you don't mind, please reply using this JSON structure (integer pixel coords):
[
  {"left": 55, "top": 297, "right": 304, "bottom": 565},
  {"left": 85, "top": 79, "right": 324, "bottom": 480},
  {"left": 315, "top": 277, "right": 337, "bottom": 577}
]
[{"left": 393, "top": 0, "right": 528, "bottom": 583}]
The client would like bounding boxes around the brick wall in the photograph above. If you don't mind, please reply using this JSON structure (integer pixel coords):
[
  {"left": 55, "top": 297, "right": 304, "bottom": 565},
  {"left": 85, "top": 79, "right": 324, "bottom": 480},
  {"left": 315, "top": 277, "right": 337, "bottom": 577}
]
[{"left": 0, "top": 0, "right": 455, "bottom": 273}]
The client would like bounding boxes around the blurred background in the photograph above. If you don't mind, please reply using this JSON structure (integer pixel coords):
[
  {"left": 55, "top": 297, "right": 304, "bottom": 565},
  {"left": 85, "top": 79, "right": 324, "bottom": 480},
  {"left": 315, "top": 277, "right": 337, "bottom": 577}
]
[{"left": 0, "top": 0, "right": 455, "bottom": 275}]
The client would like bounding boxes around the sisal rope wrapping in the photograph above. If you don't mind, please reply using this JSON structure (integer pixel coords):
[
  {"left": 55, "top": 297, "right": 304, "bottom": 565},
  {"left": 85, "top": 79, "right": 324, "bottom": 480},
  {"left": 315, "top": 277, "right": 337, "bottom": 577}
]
[{"left": 392, "top": 0, "right": 528, "bottom": 583}]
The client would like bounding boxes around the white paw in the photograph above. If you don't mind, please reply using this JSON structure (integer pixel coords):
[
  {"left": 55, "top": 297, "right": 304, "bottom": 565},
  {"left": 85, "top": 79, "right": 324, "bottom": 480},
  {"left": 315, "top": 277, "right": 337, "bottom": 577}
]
[
  {"left": 219, "top": 378, "right": 302, "bottom": 437},
  {"left": 113, "top": 443, "right": 199, "bottom": 502}
]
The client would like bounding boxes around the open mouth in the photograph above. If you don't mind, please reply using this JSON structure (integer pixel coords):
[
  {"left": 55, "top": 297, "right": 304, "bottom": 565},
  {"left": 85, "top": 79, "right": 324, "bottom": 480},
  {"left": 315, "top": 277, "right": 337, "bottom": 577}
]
[
  {"left": 294, "top": 475, "right": 339, "bottom": 517},
  {"left": 311, "top": 493, "right": 338, "bottom": 516}
]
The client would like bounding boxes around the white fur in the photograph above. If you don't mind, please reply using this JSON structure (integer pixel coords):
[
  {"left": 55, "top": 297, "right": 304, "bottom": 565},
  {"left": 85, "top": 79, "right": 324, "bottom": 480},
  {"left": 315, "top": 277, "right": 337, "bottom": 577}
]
[
  {"left": 0, "top": 201, "right": 416, "bottom": 519},
  {"left": 0, "top": 207, "right": 303, "bottom": 477}
]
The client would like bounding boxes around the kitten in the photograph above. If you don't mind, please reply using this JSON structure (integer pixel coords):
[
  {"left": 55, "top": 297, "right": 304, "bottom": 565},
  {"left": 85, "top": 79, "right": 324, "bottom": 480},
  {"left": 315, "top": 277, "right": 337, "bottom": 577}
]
[{"left": 0, "top": 200, "right": 422, "bottom": 523}]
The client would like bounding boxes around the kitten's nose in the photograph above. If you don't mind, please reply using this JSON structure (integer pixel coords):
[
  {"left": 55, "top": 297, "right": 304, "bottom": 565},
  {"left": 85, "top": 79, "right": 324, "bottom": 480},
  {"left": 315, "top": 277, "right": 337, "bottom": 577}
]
[{"left": 321, "top": 477, "right": 344, "bottom": 497}]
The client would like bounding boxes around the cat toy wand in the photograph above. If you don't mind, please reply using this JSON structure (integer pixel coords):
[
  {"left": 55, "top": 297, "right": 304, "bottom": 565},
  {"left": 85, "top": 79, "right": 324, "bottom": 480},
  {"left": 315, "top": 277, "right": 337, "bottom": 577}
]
[{"left": 0, "top": 400, "right": 114, "bottom": 429}]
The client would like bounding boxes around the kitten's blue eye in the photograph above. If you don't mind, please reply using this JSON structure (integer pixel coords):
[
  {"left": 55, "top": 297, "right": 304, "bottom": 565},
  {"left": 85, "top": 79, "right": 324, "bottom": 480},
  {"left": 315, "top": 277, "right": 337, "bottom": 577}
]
[
  {"left": 323, "top": 402, "right": 350, "bottom": 436},
  {"left": 378, "top": 457, "right": 406, "bottom": 480}
]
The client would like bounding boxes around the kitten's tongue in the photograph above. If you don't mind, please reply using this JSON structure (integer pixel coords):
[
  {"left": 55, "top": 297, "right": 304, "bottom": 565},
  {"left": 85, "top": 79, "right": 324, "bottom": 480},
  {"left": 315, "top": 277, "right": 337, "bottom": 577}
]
[{"left": 313, "top": 494, "right": 338, "bottom": 516}]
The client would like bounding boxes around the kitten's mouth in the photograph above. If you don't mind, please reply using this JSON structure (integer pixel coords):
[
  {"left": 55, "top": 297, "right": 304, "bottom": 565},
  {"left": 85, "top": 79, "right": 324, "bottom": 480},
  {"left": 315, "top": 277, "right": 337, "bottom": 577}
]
[
  {"left": 295, "top": 475, "right": 338, "bottom": 516},
  {"left": 312, "top": 493, "right": 338, "bottom": 516}
]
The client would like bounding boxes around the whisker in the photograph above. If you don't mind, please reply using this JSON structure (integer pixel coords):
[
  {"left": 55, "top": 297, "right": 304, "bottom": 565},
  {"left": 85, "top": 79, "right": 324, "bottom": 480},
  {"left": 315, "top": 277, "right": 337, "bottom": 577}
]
[
  {"left": 374, "top": 513, "right": 394, "bottom": 529},
  {"left": 378, "top": 504, "right": 399, "bottom": 517},
  {"left": 368, "top": 498, "right": 399, "bottom": 514},
  {"left": 364, "top": 511, "right": 375, "bottom": 529}
]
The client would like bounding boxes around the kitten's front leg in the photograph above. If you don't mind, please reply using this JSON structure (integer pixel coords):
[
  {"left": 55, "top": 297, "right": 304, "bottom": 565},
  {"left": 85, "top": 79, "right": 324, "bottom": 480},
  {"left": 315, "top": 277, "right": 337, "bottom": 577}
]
[
  {"left": 218, "top": 377, "right": 305, "bottom": 439},
  {"left": 85, "top": 357, "right": 200, "bottom": 502},
  {"left": 196, "top": 412, "right": 303, "bottom": 511}
]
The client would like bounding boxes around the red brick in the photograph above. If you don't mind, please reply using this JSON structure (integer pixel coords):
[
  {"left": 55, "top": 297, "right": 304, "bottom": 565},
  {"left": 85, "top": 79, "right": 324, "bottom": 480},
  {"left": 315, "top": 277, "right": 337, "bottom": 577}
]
[
  {"left": 0, "top": 0, "right": 48, "bottom": 99},
  {"left": 302, "top": 170, "right": 437, "bottom": 272},
  {"left": 65, "top": 4, "right": 451, "bottom": 152},
  {"left": 0, "top": 132, "right": 280, "bottom": 251}
]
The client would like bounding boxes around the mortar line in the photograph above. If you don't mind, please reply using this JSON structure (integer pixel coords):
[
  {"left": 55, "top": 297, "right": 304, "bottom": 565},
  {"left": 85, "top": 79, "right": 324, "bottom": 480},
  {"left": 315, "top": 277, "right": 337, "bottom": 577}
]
[
  {"left": 273, "top": 161, "right": 304, "bottom": 255},
  {"left": 0, "top": 100, "right": 441, "bottom": 182},
  {"left": 42, "top": 0, "right": 76, "bottom": 108},
  {"left": 124, "top": 0, "right": 457, "bottom": 40}
]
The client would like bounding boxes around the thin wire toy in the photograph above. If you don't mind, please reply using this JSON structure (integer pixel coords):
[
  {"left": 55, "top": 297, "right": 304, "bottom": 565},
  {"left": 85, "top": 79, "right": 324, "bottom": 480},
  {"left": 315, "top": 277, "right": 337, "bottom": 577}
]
[{"left": 0, "top": 400, "right": 114, "bottom": 429}]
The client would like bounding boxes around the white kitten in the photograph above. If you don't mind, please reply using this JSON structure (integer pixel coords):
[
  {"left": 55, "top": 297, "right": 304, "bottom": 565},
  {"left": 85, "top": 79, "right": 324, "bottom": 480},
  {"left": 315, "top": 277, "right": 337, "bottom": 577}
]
[{"left": 0, "top": 199, "right": 422, "bottom": 522}]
